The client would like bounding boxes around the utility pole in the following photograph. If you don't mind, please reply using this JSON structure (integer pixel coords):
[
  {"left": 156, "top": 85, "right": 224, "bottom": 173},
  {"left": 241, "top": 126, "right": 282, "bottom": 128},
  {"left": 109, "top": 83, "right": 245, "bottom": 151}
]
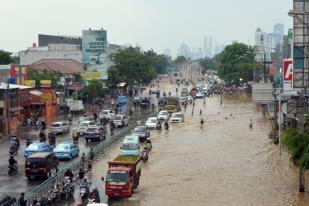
[{"left": 6, "top": 81, "right": 11, "bottom": 135}]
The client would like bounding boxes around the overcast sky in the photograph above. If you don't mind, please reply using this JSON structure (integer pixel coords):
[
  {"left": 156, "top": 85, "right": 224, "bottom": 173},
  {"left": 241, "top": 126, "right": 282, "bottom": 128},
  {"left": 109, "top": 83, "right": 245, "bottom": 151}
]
[{"left": 1, "top": 0, "right": 292, "bottom": 56}]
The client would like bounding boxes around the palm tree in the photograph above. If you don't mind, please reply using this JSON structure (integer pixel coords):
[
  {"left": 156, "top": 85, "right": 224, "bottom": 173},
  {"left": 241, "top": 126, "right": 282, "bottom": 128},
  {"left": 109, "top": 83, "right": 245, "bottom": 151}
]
[{"left": 282, "top": 127, "right": 309, "bottom": 192}]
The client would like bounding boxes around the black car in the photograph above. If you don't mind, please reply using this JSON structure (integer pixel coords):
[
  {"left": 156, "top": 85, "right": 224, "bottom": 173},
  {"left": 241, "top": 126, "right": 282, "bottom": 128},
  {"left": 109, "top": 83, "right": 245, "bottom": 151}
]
[
  {"left": 133, "top": 126, "right": 150, "bottom": 141},
  {"left": 140, "top": 98, "right": 150, "bottom": 109},
  {"left": 25, "top": 152, "right": 59, "bottom": 179},
  {"left": 0, "top": 194, "right": 16, "bottom": 206},
  {"left": 84, "top": 126, "right": 106, "bottom": 142}
]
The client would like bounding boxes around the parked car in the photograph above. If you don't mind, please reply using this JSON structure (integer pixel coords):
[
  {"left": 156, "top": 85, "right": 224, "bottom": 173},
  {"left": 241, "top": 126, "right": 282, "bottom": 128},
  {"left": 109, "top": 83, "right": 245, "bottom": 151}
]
[
  {"left": 170, "top": 112, "right": 185, "bottom": 123},
  {"left": 99, "top": 110, "right": 115, "bottom": 120},
  {"left": 146, "top": 117, "right": 159, "bottom": 129},
  {"left": 157, "top": 110, "right": 169, "bottom": 121},
  {"left": 195, "top": 92, "right": 205, "bottom": 99},
  {"left": 53, "top": 142, "right": 79, "bottom": 160},
  {"left": 133, "top": 96, "right": 142, "bottom": 105},
  {"left": 84, "top": 126, "right": 106, "bottom": 142},
  {"left": 25, "top": 152, "right": 59, "bottom": 179},
  {"left": 113, "top": 115, "right": 129, "bottom": 127},
  {"left": 140, "top": 98, "right": 150, "bottom": 109},
  {"left": 77, "top": 121, "right": 96, "bottom": 135},
  {"left": 133, "top": 126, "right": 150, "bottom": 141},
  {"left": 24, "top": 142, "right": 53, "bottom": 158},
  {"left": 0, "top": 194, "right": 16, "bottom": 206},
  {"left": 50, "top": 121, "right": 70, "bottom": 134}
]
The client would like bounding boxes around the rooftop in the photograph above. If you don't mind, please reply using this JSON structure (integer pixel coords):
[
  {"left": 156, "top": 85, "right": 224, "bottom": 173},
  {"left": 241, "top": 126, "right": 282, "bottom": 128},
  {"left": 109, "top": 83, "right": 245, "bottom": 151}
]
[{"left": 31, "top": 59, "right": 83, "bottom": 74}]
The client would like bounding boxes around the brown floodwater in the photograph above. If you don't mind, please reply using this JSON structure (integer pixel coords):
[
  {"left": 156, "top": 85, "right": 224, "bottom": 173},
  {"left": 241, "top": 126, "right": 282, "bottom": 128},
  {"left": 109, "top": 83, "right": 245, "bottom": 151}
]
[{"left": 76, "top": 81, "right": 309, "bottom": 206}]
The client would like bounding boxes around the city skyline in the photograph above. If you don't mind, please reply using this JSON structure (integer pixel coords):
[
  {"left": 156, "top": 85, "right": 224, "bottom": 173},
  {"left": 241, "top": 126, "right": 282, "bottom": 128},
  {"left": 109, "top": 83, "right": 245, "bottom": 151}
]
[{"left": 0, "top": 0, "right": 292, "bottom": 57}]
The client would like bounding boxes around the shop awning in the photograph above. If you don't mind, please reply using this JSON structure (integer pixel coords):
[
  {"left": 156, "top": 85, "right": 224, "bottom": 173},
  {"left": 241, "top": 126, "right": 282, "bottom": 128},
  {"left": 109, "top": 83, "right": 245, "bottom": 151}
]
[
  {"left": 30, "top": 90, "right": 42, "bottom": 96},
  {"left": 10, "top": 106, "right": 24, "bottom": 112}
]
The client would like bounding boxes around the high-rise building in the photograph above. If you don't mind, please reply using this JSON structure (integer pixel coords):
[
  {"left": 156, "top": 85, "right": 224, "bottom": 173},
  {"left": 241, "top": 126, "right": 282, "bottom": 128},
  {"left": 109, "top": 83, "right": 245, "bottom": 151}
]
[
  {"left": 255, "top": 27, "right": 275, "bottom": 62},
  {"left": 203, "top": 37, "right": 208, "bottom": 58},
  {"left": 177, "top": 43, "right": 190, "bottom": 58},
  {"left": 209, "top": 37, "right": 213, "bottom": 58}
]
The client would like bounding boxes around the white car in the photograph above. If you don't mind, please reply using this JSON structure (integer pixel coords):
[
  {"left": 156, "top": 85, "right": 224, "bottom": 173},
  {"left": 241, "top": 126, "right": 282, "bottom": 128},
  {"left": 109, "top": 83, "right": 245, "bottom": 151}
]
[
  {"left": 78, "top": 120, "right": 96, "bottom": 135},
  {"left": 50, "top": 121, "right": 70, "bottom": 134},
  {"left": 113, "top": 115, "right": 129, "bottom": 127},
  {"left": 99, "top": 110, "right": 115, "bottom": 120},
  {"left": 146, "top": 117, "right": 159, "bottom": 129},
  {"left": 170, "top": 112, "right": 185, "bottom": 123},
  {"left": 196, "top": 92, "right": 205, "bottom": 98},
  {"left": 157, "top": 110, "right": 169, "bottom": 121}
]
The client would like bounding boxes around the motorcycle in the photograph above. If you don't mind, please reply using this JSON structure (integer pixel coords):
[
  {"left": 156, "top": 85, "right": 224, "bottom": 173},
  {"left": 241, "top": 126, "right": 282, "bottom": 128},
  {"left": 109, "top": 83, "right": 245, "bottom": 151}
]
[
  {"left": 156, "top": 122, "right": 162, "bottom": 130},
  {"left": 80, "top": 183, "right": 90, "bottom": 202},
  {"left": 8, "top": 163, "right": 18, "bottom": 175},
  {"left": 141, "top": 150, "right": 148, "bottom": 163},
  {"left": 9, "top": 144, "right": 18, "bottom": 156}
]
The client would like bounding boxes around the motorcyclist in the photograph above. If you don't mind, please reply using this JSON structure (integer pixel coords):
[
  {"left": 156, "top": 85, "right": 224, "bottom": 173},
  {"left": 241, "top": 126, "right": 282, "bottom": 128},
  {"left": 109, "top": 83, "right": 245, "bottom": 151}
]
[
  {"left": 39, "top": 130, "right": 46, "bottom": 142},
  {"left": 129, "top": 107, "right": 133, "bottom": 116},
  {"left": 10, "top": 135, "right": 20, "bottom": 148},
  {"left": 64, "top": 168, "right": 74, "bottom": 182},
  {"left": 68, "top": 113, "right": 73, "bottom": 122},
  {"left": 41, "top": 120, "right": 46, "bottom": 129},
  {"left": 146, "top": 138, "right": 152, "bottom": 151},
  {"left": 8, "top": 155, "right": 17, "bottom": 168},
  {"left": 89, "top": 186, "right": 100, "bottom": 203},
  {"left": 156, "top": 121, "right": 161, "bottom": 130},
  {"left": 72, "top": 128, "right": 79, "bottom": 142},
  {"left": 48, "top": 132, "right": 56, "bottom": 146}
]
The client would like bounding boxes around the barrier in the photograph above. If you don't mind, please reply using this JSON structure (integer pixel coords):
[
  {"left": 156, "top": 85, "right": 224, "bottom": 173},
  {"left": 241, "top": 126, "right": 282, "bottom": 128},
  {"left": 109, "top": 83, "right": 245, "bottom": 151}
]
[{"left": 13, "top": 110, "right": 156, "bottom": 206}]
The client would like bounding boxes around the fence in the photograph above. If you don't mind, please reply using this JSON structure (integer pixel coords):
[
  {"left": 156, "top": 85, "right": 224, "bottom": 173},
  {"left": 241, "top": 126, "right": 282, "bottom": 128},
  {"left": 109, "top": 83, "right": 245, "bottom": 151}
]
[{"left": 13, "top": 110, "right": 157, "bottom": 206}]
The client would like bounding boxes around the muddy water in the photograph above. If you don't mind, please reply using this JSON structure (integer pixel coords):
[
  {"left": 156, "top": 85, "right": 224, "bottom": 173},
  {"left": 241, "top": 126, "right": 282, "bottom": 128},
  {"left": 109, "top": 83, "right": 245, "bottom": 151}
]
[{"left": 78, "top": 82, "right": 309, "bottom": 206}]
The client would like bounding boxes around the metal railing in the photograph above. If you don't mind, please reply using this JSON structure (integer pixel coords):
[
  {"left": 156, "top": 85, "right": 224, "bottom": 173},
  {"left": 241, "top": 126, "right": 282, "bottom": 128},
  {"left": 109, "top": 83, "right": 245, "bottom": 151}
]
[{"left": 13, "top": 110, "right": 157, "bottom": 206}]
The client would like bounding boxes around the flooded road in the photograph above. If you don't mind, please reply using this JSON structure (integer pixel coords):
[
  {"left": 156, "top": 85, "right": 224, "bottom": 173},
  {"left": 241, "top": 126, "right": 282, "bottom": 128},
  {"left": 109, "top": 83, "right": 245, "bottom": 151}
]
[{"left": 70, "top": 80, "right": 309, "bottom": 206}]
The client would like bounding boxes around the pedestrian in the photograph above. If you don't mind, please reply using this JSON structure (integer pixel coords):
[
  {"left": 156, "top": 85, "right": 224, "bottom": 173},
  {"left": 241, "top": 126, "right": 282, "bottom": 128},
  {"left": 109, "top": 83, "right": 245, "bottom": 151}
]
[
  {"left": 199, "top": 109, "right": 202, "bottom": 116},
  {"left": 80, "top": 153, "right": 86, "bottom": 169},
  {"left": 184, "top": 103, "right": 187, "bottom": 111},
  {"left": 192, "top": 108, "right": 194, "bottom": 116},
  {"left": 78, "top": 168, "right": 85, "bottom": 183},
  {"left": 19, "top": 192, "right": 27, "bottom": 206},
  {"left": 87, "top": 158, "right": 93, "bottom": 170},
  {"left": 89, "top": 148, "right": 95, "bottom": 161}
]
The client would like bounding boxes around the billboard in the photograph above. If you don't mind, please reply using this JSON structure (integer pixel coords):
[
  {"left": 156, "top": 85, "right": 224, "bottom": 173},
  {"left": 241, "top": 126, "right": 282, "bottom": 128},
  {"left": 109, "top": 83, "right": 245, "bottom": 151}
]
[
  {"left": 283, "top": 59, "right": 293, "bottom": 91},
  {"left": 82, "top": 29, "right": 108, "bottom": 80}
]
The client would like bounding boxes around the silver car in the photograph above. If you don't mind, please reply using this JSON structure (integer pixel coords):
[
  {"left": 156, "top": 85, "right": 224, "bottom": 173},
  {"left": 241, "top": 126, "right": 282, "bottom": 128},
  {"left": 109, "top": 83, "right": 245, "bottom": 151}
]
[{"left": 50, "top": 121, "right": 70, "bottom": 134}]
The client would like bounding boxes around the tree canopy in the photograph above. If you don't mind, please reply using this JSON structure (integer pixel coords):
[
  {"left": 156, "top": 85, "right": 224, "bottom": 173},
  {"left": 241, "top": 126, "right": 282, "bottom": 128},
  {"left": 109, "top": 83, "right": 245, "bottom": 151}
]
[
  {"left": 108, "top": 47, "right": 156, "bottom": 86},
  {"left": 217, "top": 42, "right": 255, "bottom": 82},
  {"left": 29, "top": 68, "right": 63, "bottom": 89},
  {"left": 173, "top": 56, "right": 186, "bottom": 65},
  {"left": 0, "top": 50, "right": 13, "bottom": 64},
  {"left": 200, "top": 55, "right": 219, "bottom": 74},
  {"left": 144, "top": 50, "right": 169, "bottom": 74}
]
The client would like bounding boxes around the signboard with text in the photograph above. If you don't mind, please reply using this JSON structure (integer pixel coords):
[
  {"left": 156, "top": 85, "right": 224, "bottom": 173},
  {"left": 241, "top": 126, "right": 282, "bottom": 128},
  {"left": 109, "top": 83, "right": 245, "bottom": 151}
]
[
  {"left": 283, "top": 59, "right": 293, "bottom": 91},
  {"left": 82, "top": 29, "right": 108, "bottom": 80}
]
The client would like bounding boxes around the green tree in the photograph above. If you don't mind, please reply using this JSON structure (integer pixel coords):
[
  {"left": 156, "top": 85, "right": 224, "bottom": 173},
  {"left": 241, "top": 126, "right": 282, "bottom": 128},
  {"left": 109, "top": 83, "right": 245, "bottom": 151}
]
[
  {"left": 0, "top": 50, "right": 12, "bottom": 64},
  {"left": 144, "top": 50, "right": 169, "bottom": 74},
  {"left": 200, "top": 55, "right": 219, "bottom": 74},
  {"left": 217, "top": 42, "right": 255, "bottom": 83},
  {"left": 109, "top": 47, "right": 156, "bottom": 86},
  {"left": 173, "top": 56, "right": 186, "bottom": 65},
  {"left": 29, "top": 68, "right": 63, "bottom": 89},
  {"left": 283, "top": 116, "right": 309, "bottom": 192}
]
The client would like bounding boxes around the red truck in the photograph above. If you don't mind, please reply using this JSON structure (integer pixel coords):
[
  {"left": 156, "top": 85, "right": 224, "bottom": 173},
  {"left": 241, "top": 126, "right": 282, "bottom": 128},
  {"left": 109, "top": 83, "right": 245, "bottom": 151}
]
[{"left": 103, "top": 155, "right": 142, "bottom": 198}]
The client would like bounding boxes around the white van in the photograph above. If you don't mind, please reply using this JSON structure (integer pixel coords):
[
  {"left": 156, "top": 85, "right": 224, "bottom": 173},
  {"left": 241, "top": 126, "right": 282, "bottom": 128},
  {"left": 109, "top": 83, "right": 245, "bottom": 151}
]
[{"left": 77, "top": 121, "right": 96, "bottom": 135}]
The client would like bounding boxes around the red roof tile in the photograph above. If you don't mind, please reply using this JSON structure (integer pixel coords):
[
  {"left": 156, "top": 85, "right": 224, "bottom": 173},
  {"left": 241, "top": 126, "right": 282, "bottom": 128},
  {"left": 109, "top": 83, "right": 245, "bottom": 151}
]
[{"left": 31, "top": 59, "right": 83, "bottom": 74}]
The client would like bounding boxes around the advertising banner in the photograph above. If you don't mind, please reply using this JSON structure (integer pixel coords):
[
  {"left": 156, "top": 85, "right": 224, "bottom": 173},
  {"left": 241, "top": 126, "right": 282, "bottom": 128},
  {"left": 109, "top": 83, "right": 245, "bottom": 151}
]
[
  {"left": 283, "top": 59, "right": 293, "bottom": 91},
  {"left": 82, "top": 29, "right": 108, "bottom": 80}
]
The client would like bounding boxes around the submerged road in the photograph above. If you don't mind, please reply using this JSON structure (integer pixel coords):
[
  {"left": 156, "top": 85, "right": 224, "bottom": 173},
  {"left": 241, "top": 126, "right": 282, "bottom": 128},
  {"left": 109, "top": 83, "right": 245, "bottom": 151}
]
[{"left": 67, "top": 79, "right": 309, "bottom": 206}]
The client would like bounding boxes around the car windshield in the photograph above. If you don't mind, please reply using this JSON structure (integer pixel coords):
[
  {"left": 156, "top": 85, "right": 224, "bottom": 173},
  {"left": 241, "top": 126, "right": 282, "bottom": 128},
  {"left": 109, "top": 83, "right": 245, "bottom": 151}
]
[
  {"left": 173, "top": 114, "right": 183, "bottom": 118},
  {"left": 55, "top": 145, "right": 69, "bottom": 151},
  {"left": 106, "top": 170, "right": 129, "bottom": 183},
  {"left": 159, "top": 111, "right": 168, "bottom": 115},
  {"left": 80, "top": 123, "right": 88, "bottom": 127},
  {"left": 122, "top": 143, "right": 138, "bottom": 150},
  {"left": 88, "top": 122, "right": 95, "bottom": 126},
  {"left": 114, "top": 116, "right": 122, "bottom": 120},
  {"left": 51, "top": 123, "right": 60, "bottom": 127},
  {"left": 27, "top": 143, "right": 40, "bottom": 150},
  {"left": 134, "top": 126, "right": 145, "bottom": 132},
  {"left": 148, "top": 119, "right": 157, "bottom": 123},
  {"left": 102, "top": 111, "right": 108, "bottom": 114},
  {"left": 87, "top": 127, "right": 97, "bottom": 132},
  {"left": 26, "top": 158, "right": 44, "bottom": 167}
]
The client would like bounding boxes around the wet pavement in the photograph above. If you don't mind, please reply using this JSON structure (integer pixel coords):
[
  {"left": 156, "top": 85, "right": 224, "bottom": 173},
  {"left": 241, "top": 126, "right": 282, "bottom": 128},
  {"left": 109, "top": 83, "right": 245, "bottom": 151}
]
[{"left": 65, "top": 79, "right": 309, "bottom": 206}]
